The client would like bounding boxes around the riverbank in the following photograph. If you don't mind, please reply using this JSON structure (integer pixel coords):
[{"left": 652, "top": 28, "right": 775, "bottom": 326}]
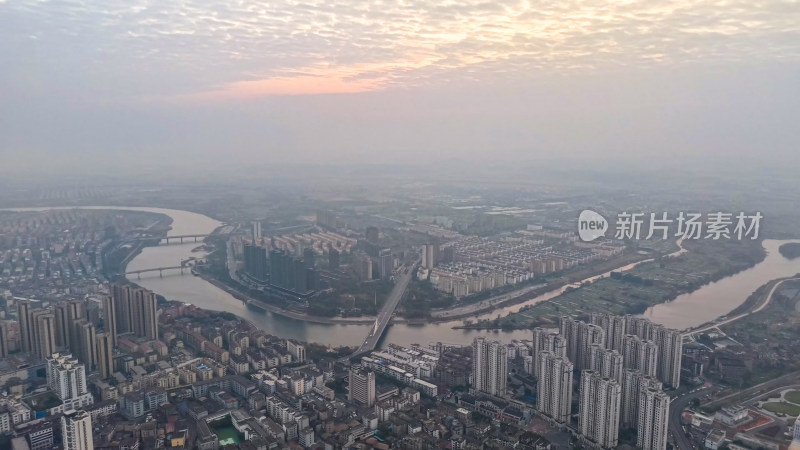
[
  {"left": 103, "top": 212, "right": 174, "bottom": 278},
  {"left": 194, "top": 269, "right": 383, "bottom": 325},
  {"left": 198, "top": 245, "right": 659, "bottom": 327},
  {"left": 686, "top": 275, "right": 800, "bottom": 335},
  {"left": 427, "top": 249, "right": 661, "bottom": 324},
  {"left": 460, "top": 238, "right": 767, "bottom": 330},
  {"left": 641, "top": 239, "right": 800, "bottom": 330},
  {"left": 206, "top": 231, "right": 682, "bottom": 326}
]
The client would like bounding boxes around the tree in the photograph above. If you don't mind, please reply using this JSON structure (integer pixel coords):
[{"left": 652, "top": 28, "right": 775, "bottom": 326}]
[
  {"left": 4, "top": 377, "right": 22, "bottom": 390},
  {"left": 471, "top": 411, "right": 490, "bottom": 424},
  {"left": 377, "top": 423, "right": 393, "bottom": 439},
  {"left": 325, "top": 378, "right": 346, "bottom": 395}
]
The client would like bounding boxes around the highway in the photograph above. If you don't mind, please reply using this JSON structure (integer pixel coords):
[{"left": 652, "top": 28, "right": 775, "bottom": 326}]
[
  {"left": 670, "top": 371, "right": 800, "bottom": 449},
  {"left": 341, "top": 260, "right": 419, "bottom": 361},
  {"left": 703, "top": 370, "right": 800, "bottom": 411}
]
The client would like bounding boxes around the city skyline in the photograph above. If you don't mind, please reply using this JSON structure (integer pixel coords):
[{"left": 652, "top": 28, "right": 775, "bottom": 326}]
[{"left": 1, "top": 1, "right": 799, "bottom": 448}]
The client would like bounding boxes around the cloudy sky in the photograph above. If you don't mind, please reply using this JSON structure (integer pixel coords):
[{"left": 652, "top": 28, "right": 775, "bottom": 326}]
[{"left": 1, "top": 0, "right": 799, "bottom": 177}]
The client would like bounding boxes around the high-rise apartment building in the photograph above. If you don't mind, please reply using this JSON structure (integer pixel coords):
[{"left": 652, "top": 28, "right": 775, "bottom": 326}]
[
  {"left": 75, "top": 321, "right": 97, "bottom": 371},
  {"left": 590, "top": 312, "right": 628, "bottom": 352},
  {"left": 286, "top": 340, "right": 306, "bottom": 362},
  {"left": 537, "top": 351, "right": 573, "bottom": 424},
  {"left": 95, "top": 332, "right": 114, "bottom": 379},
  {"left": 54, "top": 303, "right": 70, "bottom": 349},
  {"left": 355, "top": 254, "right": 373, "bottom": 281},
  {"left": 790, "top": 419, "right": 800, "bottom": 448},
  {"left": 626, "top": 317, "right": 683, "bottom": 388},
  {"left": 559, "top": 316, "right": 578, "bottom": 366},
  {"left": 252, "top": 221, "right": 262, "bottom": 242},
  {"left": 328, "top": 248, "right": 340, "bottom": 269},
  {"left": 244, "top": 244, "right": 268, "bottom": 281},
  {"left": 348, "top": 366, "right": 376, "bottom": 407},
  {"left": 61, "top": 409, "right": 94, "bottom": 450},
  {"left": 588, "top": 344, "right": 623, "bottom": 383},
  {"left": 472, "top": 337, "right": 508, "bottom": 396},
  {"left": 0, "top": 321, "right": 9, "bottom": 358},
  {"left": 550, "top": 333, "right": 567, "bottom": 360},
  {"left": 621, "top": 368, "right": 662, "bottom": 428},
  {"left": 30, "top": 309, "right": 57, "bottom": 359},
  {"left": 560, "top": 317, "right": 605, "bottom": 371},
  {"left": 303, "top": 247, "right": 316, "bottom": 268},
  {"left": 65, "top": 301, "right": 86, "bottom": 345},
  {"left": 532, "top": 328, "right": 566, "bottom": 377},
  {"left": 316, "top": 210, "right": 340, "bottom": 230},
  {"left": 17, "top": 300, "right": 33, "bottom": 353},
  {"left": 111, "top": 283, "right": 134, "bottom": 334},
  {"left": 652, "top": 325, "right": 683, "bottom": 389},
  {"left": 20, "top": 300, "right": 93, "bottom": 359},
  {"left": 421, "top": 243, "right": 440, "bottom": 270},
  {"left": 131, "top": 288, "right": 158, "bottom": 341},
  {"left": 637, "top": 387, "right": 670, "bottom": 450},
  {"left": 627, "top": 316, "right": 653, "bottom": 337},
  {"left": 564, "top": 314, "right": 682, "bottom": 389},
  {"left": 532, "top": 327, "right": 549, "bottom": 377},
  {"left": 623, "top": 334, "right": 658, "bottom": 377},
  {"left": 100, "top": 295, "right": 117, "bottom": 347},
  {"left": 47, "top": 353, "right": 94, "bottom": 411},
  {"left": 378, "top": 249, "right": 394, "bottom": 279},
  {"left": 579, "top": 370, "right": 622, "bottom": 449},
  {"left": 269, "top": 249, "right": 319, "bottom": 292},
  {"left": 579, "top": 323, "right": 605, "bottom": 371}
]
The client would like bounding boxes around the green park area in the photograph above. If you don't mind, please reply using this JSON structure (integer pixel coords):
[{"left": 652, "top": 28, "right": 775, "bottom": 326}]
[
  {"left": 785, "top": 390, "right": 800, "bottom": 405},
  {"left": 763, "top": 401, "right": 800, "bottom": 416}
]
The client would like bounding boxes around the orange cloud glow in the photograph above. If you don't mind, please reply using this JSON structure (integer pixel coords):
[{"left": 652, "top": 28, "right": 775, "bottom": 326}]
[
  {"left": 182, "top": 54, "right": 444, "bottom": 101},
  {"left": 188, "top": 74, "right": 381, "bottom": 100}
]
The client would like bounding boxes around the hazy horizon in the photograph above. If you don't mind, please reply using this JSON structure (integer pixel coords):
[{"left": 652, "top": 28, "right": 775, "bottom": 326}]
[{"left": 2, "top": 0, "right": 799, "bottom": 178}]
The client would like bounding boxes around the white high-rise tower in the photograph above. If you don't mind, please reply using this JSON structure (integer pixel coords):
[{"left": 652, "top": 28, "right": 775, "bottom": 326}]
[
  {"left": 472, "top": 337, "right": 508, "bottom": 396},
  {"left": 621, "top": 368, "right": 662, "bottom": 428},
  {"left": 61, "top": 409, "right": 94, "bottom": 450},
  {"left": 47, "top": 353, "right": 94, "bottom": 412},
  {"left": 637, "top": 387, "right": 670, "bottom": 450},
  {"left": 537, "top": 351, "right": 573, "bottom": 424},
  {"left": 579, "top": 370, "right": 621, "bottom": 449}
]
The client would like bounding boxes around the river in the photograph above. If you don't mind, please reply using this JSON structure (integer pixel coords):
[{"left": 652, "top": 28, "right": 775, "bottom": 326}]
[
  {"left": 640, "top": 239, "right": 800, "bottom": 330},
  {"left": 9, "top": 206, "right": 800, "bottom": 346}
]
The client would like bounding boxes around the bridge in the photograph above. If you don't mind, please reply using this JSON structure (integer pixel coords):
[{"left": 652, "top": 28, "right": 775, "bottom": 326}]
[
  {"left": 129, "top": 233, "right": 211, "bottom": 245},
  {"left": 125, "top": 265, "right": 187, "bottom": 279},
  {"left": 128, "top": 230, "right": 246, "bottom": 246},
  {"left": 339, "top": 259, "right": 419, "bottom": 362},
  {"left": 123, "top": 258, "right": 202, "bottom": 279}
]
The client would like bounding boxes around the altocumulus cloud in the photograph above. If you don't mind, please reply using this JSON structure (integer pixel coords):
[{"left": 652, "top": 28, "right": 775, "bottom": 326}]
[{"left": 1, "top": 0, "right": 800, "bottom": 100}]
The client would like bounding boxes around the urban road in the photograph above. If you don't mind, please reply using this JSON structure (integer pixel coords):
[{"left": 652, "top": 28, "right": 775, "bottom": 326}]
[
  {"left": 670, "top": 370, "right": 800, "bottom": 449},
  {"left": 340, "top": 260, "right": 420, "bottom": 362},
  {"left": 669, "top": 385, "right": 716, "bottom": 450}
]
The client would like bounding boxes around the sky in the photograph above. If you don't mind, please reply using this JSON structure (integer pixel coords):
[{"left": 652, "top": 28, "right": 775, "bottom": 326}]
[{"left": 1, "top": 0, "right": 799, "bottom": 178}]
